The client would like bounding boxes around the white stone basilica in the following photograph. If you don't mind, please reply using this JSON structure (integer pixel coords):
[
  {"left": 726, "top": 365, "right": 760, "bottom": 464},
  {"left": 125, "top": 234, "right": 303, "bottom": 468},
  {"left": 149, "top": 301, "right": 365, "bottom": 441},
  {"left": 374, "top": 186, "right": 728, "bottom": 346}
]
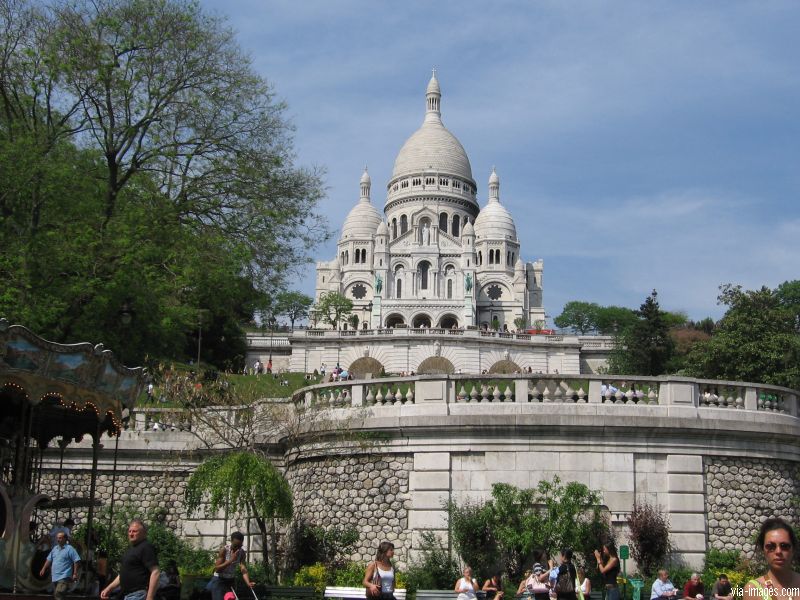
[{"left": 315, "top": 72, "right": 545, "bottom": 332}]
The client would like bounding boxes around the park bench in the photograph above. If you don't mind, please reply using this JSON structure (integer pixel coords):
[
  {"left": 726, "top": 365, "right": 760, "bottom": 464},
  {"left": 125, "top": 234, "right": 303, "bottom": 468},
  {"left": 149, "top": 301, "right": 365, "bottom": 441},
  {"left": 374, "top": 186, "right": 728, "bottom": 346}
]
[
  {"left": 238, "top": 584, "right": 319, "bottom": 600},
  {"left": 418, "top": 590, "right": 485, "bottom": 600},
  {"left": 324, "top": 586, "right": 407, "bottom": 600}
]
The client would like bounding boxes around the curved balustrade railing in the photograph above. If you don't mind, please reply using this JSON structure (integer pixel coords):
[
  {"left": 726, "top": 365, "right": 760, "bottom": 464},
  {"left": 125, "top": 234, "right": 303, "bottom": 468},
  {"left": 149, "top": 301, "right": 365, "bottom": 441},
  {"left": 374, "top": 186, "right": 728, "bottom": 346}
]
[
  {"left": 292, "top": 373, "right": 799, "bottom": 418},
  {"left": 293, "top": 329, "right": 615, "bottom": 346},
  {"left": 124, "top": 375, "right": 798, "bottom": 433}
]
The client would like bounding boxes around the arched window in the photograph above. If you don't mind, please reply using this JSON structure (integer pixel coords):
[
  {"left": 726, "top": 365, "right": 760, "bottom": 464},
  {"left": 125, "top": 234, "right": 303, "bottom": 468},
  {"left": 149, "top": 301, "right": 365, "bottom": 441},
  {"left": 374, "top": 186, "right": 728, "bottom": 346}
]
[
  {"left": 400, "top": 215, "right": 408, "bottom": 234},
  {"left": 345, "top": 250, "right": 349, "bottom": 264},
  {"left": 478, "top": 251, "right": 482, "bottom": 265},
  {"left": 452, "top": 214, "right": 460, "bottom": 237},
  {"left": 396, "top": 279, "right": 402, "bottom": 299},
  {"left": 354, "top": 250, "right": 359, "bottom": 264},
  {"left": 439, "top": 212, "right": 448, "bottom": 231},
  {"left": 392, "top": 218, "right": 397, "bottom": 239},
  {"left": 507, "top": 251, "right": 511, "bottom": 265},
  {"left": 488, "top": 250, "right": 494, "bottom": 265},
  {"left": 362, "top": 249, "right": 367, "bottom": 263},
  {"left": 418, "top": 261, "right": 431, "bottom": 290},
  {"left": 447, "top": 279, "right": 453, "bottom": 299}
]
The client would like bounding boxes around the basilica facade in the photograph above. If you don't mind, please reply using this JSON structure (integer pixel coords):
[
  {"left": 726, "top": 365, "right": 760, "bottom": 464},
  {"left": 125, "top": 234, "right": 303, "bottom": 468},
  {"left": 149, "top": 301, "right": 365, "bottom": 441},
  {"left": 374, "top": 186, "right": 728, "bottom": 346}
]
[{"left": 315, "top": 72, "right": 544, "bottom": 333}]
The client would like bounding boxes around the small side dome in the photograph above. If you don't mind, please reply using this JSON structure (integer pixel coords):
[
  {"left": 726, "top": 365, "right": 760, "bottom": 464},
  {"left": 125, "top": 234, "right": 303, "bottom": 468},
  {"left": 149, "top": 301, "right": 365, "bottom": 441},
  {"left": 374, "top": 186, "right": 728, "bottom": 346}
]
[
  {"left": 474, "top": 202, "right": 517, "bottom": 240},
  {"left": 376, "top": 221, "right": 389, "bottom": 236},
  {"left": 461, "top": 220, "right": 475, "bottom": 237},
  {"left": 360, "top": 169, "right": 371, "bottom": 185},
  {"left": 474, "top": 168, "right": 517, "bottom": 240},
  {"left": 342, "top": 200, "right": 382, "bottom": 239}
]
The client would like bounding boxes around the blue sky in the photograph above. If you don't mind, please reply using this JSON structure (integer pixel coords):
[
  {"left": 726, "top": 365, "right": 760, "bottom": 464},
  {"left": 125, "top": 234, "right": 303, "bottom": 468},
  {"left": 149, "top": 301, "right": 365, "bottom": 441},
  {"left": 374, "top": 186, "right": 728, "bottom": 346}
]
[{"left": 201, "top": 0, "right": 799, "bottom": 322}]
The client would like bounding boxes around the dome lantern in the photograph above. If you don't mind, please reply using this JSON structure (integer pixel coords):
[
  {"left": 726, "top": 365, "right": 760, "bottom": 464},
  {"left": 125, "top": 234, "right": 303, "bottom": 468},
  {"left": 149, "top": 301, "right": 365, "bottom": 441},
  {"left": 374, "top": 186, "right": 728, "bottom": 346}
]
[{"left": 425, "top": 69, "right": 441, "bottom": 123}]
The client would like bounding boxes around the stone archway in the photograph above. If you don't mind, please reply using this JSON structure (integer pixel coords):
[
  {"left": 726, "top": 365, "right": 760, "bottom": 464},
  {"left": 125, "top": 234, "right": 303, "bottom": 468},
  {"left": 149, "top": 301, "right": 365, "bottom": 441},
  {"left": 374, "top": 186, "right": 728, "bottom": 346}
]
[
  {"left": 412, "top": 313, "right": 432, "bottom": 328},
  {"left": 348, "top": 357, "right": 384, "bottom": 379},
  {"left": 488, "top": 359, "right": 521, "bottom": 374},
  {"left": 438, "top": 314, "right": 459, "bottom": 329},
  {"left": 417, "top": 356, "right": 455, "bottom": 375},
  {"left": 385, "top": 313, "right": 405, "bottom": 328}
]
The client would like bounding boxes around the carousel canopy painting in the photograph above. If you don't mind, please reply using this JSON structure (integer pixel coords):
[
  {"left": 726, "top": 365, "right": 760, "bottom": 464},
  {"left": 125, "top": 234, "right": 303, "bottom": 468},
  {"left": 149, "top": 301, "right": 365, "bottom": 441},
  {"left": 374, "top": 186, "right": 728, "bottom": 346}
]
[{"left": 0, "top": 318, "right": 145, "bottom": 593}]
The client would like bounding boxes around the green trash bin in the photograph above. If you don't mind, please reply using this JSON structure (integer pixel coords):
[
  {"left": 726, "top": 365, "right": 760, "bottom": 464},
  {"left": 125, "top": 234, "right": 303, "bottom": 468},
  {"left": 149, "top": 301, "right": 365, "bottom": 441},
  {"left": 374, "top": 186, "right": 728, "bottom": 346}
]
[{"left": 630, "top": 579, "right": 644, "bottom": 600}]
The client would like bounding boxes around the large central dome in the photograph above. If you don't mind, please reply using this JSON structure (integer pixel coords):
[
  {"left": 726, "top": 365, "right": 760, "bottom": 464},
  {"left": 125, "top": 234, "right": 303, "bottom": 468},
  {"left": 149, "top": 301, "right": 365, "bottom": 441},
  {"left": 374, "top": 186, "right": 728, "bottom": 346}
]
[
  {"left": 392, "top": 121, "right": 473, "bottom": 181},
  {"left": 390, "top": 72, "right": 474, "bottom": 182}
]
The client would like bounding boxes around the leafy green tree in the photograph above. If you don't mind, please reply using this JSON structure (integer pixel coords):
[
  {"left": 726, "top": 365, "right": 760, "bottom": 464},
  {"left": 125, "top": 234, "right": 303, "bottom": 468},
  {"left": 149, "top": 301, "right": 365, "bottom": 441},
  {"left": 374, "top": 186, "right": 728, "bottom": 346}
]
[
  {"left": 610, "top": 290, "right": 675, "bottom": 376},
  {"left": 684, "top": 283, "right": 800, "bottom": 388},
  {"left": 449, "top": 478, "right": 609, "bottom": 581},
  {"left": 185, "top": 452, "right": 293, "bottom": 580},
  {"left": 315, "top": 291, "right": 353, "bottom": 330},
  {"left": 554, "top": 301, "right": 600, "bottom": 334},
  {"left": 277, "top": 291, "right": 313, "bottom": 330},
  {"left": 513, "top": 316, "right": 528, "bottom": 331},
  {"left": 0, "top": 0, "right": 327, "bottom": 367},
  {"left": 594, "top": 305, "right": 638, "bottom": 335}
]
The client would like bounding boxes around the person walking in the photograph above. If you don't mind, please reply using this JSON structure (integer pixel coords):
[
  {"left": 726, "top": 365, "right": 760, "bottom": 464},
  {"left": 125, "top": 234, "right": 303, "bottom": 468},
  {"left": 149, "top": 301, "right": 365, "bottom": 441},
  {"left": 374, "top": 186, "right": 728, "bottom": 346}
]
[
  {"left": 744, "top": 517, "right": 800, "bottom": 600},
  {"left": 40, "top": 531, "right": 81, "bottom": 600},
  {"left": 364, "top": 541, "right": 396, "bottom": 600},
  {"left": 100, "top": 519, "right": 160, "bottom": 600},
  {"left": 207, "top": 532, "right": 255, "bottom": 600}
]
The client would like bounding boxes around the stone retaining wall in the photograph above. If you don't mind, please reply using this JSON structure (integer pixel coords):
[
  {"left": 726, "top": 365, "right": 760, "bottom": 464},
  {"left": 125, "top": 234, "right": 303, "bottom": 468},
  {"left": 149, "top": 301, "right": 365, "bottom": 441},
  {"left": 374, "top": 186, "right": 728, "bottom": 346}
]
[
  {"left": 37, "top": 463, "right": 191, "bottom": 533},
  {"left": 705, "top": 457, "right": 800, "bottom": 552},
  {"left": 285, "top": 453, "right": 413, "bottom": 564}
]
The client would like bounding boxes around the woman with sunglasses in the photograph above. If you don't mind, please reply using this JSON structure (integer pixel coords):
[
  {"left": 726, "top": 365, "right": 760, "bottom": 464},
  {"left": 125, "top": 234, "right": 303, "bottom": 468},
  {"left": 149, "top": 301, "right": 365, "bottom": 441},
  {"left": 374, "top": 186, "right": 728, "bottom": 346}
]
[{"left": 744, "top": 517, "right": 800, "bottom": 600}]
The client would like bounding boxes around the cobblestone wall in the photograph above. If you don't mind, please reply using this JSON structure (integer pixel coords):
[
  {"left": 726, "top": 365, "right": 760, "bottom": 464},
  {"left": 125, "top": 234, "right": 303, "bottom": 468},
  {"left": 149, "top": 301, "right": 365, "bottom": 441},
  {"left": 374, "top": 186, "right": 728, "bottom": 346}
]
[
  {"left": 286, "top": 453, "right": 412, "bottom": 565},
  {"left": 37, "top": 465, "right": 191, "bottom": 533},
  {"left": 706, "top": 457, "right": 800, "bottom": 552}
]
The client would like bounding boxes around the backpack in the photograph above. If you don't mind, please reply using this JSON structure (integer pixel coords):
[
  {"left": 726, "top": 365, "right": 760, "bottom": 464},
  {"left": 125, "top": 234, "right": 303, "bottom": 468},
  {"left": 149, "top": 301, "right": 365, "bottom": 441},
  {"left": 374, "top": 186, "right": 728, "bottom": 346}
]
[{"left": 554, "top": 566, "right": 575, "bottom": 595}]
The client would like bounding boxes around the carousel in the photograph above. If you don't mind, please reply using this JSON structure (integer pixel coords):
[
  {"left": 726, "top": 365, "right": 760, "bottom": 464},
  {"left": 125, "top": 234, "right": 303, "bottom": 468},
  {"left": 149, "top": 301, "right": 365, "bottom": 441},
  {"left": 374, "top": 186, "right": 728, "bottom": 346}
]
[{"left": 0, "top": 318, "right": 144, "bottom": 596}]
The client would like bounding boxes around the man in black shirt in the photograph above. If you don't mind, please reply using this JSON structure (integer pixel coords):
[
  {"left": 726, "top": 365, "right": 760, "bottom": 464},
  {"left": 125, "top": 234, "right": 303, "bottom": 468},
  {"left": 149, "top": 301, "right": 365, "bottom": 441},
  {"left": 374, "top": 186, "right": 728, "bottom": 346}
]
[{"left": 101, "top": 519, "right": 160, "bottom": 600}]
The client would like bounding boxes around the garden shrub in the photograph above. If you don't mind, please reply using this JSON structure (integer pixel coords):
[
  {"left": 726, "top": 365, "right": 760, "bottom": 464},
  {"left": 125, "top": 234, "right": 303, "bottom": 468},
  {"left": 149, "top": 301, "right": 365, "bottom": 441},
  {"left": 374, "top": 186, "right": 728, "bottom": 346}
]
[
  {"left": 627, "top": 502, "right": 671, "bottom": 577},
  {"left": 449, "top": 478, "right": 611, "bottom": 581},
  {"left": 293, "top": 563, "right": 328, "bottom": 592},
  {"left": 404, "top": 531, "right": 459, "bottom": 592}
]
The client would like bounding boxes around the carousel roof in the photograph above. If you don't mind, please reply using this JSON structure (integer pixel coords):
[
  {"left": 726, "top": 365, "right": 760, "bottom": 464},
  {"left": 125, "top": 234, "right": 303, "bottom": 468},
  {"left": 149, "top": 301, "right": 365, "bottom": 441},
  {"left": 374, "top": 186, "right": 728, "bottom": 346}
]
[{"left": 0, "top": 318, "right": 145, "bottom": 443}]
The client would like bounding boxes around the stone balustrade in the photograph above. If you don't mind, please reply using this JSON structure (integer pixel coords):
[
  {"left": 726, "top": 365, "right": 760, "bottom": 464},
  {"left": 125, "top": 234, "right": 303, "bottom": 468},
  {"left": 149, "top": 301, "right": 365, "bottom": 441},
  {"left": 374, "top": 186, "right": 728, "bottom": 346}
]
[
  {"left": 292, "top": 373, "right": 799, "bottom": 416},
  {"left": 296, "top": 328, "right": 604, "bottom": 344}
]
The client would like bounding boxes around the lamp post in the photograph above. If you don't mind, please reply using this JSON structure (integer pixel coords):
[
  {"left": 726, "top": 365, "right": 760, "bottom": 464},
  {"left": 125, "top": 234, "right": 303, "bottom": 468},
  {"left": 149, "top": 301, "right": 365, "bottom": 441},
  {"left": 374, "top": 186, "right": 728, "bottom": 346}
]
[
  {"left": 268, "top": 316, "right": 276, "bottom": 373},
  {"left": 367, "top": 300, "right": 373, "bottom": 329}
]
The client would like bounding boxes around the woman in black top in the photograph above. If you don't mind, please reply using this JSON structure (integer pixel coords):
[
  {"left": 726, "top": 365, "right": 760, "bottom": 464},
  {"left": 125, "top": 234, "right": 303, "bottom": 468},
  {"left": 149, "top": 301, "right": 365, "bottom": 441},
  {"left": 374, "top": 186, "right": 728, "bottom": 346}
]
[
  {"left": 483, "top": 572, "right": 504, "bottom": 600},
  {"left": 555, "top": 549, "right": 578, "bottom": 600},
  {"left": 594, "top": 543, "right": 621, "bottom": 600}
]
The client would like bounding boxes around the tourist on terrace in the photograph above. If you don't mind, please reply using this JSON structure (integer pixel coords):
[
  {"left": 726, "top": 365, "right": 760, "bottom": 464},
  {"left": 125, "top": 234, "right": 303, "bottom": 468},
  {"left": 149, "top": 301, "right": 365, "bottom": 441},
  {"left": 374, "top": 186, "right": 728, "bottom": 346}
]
[
  {"left": 744, "top": 517, "right": 800, "bottom": 600},
  {"left": 683, "top": 573, "right": 704, "bottom": 600},
  {"left": 364, "top": 541, "right": 396, "bottom": 600},
  {"left": 483, "top": 572, "right": 504, "bottom": 600},
  {"left": 711, "top": 575, "right": 732, "bottom": 600},
  {"left": 521, "top": 550, "right": 551, "bottom": 600},
  {"left": 576, "top": 568, "right": 591, "bottom": 600},
  {"left": 595, "top": 543, "right": 620, "bottom": 600},
  {"left": 554, "top": 549, "right": 577, "bottom": 600},
  {"left": 650, "top": 570, "right": 678, "bottom": 600},
  {"left": 101, "top": 519, "right": 159, "bottom": 600},
  {"left": 207, "top": 531, "right": 254, "bottom": 600},
  {"left": 455, "top": 566, "right": 480, "bottom": 600},
  {"left": 40, "top": 531, "right": 81, "bottom": 600}
]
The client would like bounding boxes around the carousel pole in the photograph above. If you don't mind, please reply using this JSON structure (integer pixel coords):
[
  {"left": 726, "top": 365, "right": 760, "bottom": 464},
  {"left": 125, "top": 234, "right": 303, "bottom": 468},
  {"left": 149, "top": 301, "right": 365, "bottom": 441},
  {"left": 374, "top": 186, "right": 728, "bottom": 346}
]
[
  {"left": 107, "top": 432, "right": 120, "bottom": 544},
  {"left": 54, "top": 439, "right": 68, "bottom": 524},
  {"left": 84, "top": 425, "right": 102, "bottom": 563}
]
